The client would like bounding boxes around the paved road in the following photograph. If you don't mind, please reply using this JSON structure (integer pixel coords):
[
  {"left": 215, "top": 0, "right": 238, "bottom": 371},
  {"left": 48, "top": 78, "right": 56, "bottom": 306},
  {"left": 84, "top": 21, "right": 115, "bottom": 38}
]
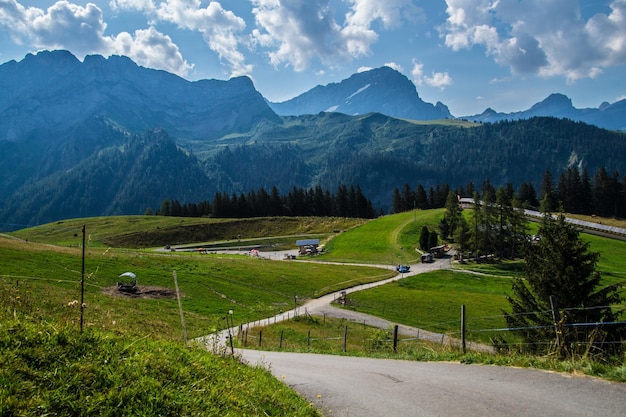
[
  {"left": 240, "top": 349, "right": 626, "bottom": 417},
  {"left": 194, "top": 252, "right": 625, "bottom": 416}
]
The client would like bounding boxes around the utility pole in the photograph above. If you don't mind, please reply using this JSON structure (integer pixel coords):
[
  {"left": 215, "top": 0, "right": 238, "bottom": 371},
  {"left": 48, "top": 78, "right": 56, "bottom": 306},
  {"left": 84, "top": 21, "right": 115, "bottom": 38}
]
[{"left": 80, "top": 225, "right": 85, "bottom": 333}]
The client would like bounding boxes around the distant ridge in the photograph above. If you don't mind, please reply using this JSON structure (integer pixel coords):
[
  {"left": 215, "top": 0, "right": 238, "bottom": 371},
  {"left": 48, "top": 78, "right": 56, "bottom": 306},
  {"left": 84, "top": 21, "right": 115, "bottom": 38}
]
[{"left": 462, "top": 93, "right": 626, "bottom": 131}]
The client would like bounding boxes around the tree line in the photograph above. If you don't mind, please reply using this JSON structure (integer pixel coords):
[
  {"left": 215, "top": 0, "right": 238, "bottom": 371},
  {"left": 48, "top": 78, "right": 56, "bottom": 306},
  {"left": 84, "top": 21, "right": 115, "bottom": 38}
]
[
  {"left": 155, "top": 184, "right": 378, "bottom": 219},
  {"left": 392, "top": 165, "right": 626, "bottom": 218},
  {"left": 436, "top": 187, "right": 624, "bottom": 358}
]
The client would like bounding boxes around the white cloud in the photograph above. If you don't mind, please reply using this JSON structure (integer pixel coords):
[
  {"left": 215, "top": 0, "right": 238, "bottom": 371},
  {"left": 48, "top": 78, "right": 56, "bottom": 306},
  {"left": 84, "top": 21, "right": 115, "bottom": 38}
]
[
  {"left": 112, "top": 0, "right": 251, "bottom": 77},
  {"left": 442, "top": 0, "right": 626, "bottom": 81},
  {"left": 411, "top": 60, "right": 452, "bottom": 89},
  {"left": 341, "top": 0, "right": 421, "bottom": 58},
  {"left": 5, "top": 0, "right": 109, "bottom": 55},
  {"left": 109, "top": 0, "right": 155, "bottom": 13},
  {"left": 344, "top": 0, "right": 420, "bottom": 29},
  {"left": 251, "top": 0, "right": 420, "bottom": 71},
  {"left": 109, "top": 27, "right": 193, "bottom": 75},
  {"left": 0, "top": 0, "right": 192, "bottom": 76},
  {"left": 383, "top": 61, "right": 403, "bottom": 72},
  {"left": 251, "top": 0, "right": 343, "bottom": 71}
]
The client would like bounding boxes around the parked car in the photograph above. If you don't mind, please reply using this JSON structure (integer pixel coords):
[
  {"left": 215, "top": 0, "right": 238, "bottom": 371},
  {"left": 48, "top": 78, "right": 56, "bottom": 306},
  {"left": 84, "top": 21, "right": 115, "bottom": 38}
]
[{"left": 396, "top": 265, "right": 410, "bottom": 273}]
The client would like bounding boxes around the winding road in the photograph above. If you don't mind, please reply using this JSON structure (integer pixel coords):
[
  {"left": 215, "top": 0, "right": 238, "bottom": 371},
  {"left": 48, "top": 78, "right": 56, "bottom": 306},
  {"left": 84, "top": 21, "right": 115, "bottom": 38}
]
[{"left": 195, "top": 251, "right": 626, "bottom": 416}]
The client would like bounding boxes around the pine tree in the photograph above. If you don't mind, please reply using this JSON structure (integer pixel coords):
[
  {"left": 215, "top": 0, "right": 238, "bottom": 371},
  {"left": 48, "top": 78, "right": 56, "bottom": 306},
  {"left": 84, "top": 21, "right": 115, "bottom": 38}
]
[
  {"left": 539, "top": 170, "right": 558, "bottom": 213},
  {"left": 439, "top": 191, "right": 462, "bottom": 241},
  {"left": 453, "top": 215, "right": 470, "bottom": 258},
  {"left": 428, "top": 230, "right": 439, "bottom": 250},
  {"left": 419, "top": 226, "right": 430, "bottom": 251},
  {"left": 504, "top": 214, "right": 624, "bottom": 357}
]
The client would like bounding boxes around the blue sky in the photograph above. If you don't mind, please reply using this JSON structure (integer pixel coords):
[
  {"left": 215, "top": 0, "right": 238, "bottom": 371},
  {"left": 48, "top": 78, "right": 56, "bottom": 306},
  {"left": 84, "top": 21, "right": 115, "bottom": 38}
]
[{"left": 1, "top": 0, "right": 625, "bottom": 116}]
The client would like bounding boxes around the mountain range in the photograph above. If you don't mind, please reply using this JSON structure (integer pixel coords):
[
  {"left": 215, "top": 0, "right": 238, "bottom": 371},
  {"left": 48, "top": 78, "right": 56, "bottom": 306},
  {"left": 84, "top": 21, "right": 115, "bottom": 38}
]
[
  {"left": 0, "top": 49, "right": 278, "bottom": 143},
  {"left": 266, "top": 65, "right": 625, "bottom": 132},
  {"left": 462, "top": 93, "right": 626, "bottom": 131},
  {"left": 1, "top": 50, "right": 625, "bottom": 230}
]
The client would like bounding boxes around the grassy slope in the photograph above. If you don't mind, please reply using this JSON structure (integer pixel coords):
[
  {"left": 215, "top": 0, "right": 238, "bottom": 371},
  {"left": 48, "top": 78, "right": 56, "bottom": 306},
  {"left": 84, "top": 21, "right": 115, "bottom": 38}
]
[
  {"left": 9, "top": 215, "right": 366, "bottom": 248},
  {"left": 322, "top": 209, "right": 625, "bottom": 343},
  {"left": 0, "top": 235, "right": 393, "bottom": 340},
  {"left": 2, "top": 216, "right": 382, "bottom": 416},
  {"left": 322, "top": 209, "right": 444, "bottom": 264},
  {"left": 0, "top": 318, "right": 320, "bottom": 417}
]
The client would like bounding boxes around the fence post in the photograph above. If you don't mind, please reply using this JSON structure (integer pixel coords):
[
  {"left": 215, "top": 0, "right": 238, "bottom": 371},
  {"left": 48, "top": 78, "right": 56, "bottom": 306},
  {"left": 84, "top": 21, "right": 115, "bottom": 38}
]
[
  {"left": 393, "top": 325, "right": 399, "bottom": 353},
  {"left": 461, "top": 304, "right": 466, "bottom": 354},
  {"left": 259, "top": 330, "right": 263, "bottom": 348},
  {"left": 279, "top": 329, "right": 284, "bottom": 349},
  {"left": 549, "top": 295, "right": 561, "bottom": 351},
  {"left": 343, "top": 325, "right": 348, "bottom": 352}
]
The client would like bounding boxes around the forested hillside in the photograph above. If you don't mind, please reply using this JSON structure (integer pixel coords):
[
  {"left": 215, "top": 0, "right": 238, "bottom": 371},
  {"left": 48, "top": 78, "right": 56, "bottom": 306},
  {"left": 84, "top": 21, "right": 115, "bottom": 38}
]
[
  {"left": 192, "top": 115, "right": 626, "bottom": 212},
  {"left": 2, "top": 114, "right": 626, "bottom": 230}
]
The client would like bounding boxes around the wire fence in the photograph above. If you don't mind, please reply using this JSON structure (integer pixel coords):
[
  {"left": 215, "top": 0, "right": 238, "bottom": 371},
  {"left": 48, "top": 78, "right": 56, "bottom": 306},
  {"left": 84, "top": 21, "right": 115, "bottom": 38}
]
[{"left": 229, "top": 303, "right": 626, "bottom": 355}]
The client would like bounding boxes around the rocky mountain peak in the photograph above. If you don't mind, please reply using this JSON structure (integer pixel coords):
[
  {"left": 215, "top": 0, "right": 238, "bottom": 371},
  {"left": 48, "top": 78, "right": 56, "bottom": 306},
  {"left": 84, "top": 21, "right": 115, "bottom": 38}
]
[
  {"left": 268, "top": 66, "right": 451, "bottom": 120},
  {"left": 0, "top": 50, "right": 279, "bottom": 142}
]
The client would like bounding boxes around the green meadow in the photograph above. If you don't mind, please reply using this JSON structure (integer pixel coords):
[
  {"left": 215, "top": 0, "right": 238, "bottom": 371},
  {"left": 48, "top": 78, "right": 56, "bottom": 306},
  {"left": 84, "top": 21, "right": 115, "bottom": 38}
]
[
  {"left": 2, "top": 210, "right": 626, "bottom": 415},
  {"left": 321, "top": 209, "right": 444, "bottom": 264}
]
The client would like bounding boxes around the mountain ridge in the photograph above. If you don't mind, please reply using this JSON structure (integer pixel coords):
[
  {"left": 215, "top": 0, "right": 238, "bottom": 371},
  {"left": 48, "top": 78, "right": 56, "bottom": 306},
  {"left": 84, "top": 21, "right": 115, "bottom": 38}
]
[
  {"left": 268, "top": 66, "right": 452, "bottom": 120},
  {"left": 462, "top": 93, "right": 626, "bottom": 131},
  {"left": 0, "top": 50, "right": 279, "bottom": 142}
]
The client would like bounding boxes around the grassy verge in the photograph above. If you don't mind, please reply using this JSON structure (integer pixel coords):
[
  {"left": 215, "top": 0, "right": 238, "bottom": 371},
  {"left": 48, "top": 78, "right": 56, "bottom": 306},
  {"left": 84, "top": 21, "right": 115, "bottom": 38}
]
[
  {"left": 236, "top": 316, "right": 626, "bottom": 383},
  {"left": 0, "top": 315, "right": 321, "bottom": 416}
]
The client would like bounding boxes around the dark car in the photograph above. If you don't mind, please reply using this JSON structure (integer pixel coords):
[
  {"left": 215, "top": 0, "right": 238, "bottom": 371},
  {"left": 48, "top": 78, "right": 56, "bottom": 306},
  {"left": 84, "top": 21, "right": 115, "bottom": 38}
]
[{"left": 396, "top": 265, "right": 410, "bottom": 273}]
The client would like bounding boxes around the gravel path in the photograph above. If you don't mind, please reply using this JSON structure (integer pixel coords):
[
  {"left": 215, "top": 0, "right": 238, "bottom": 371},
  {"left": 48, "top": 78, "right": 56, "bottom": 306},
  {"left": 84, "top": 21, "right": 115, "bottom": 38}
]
[{"left": 197, "top": 255, "right": 493, "bottom": 353}]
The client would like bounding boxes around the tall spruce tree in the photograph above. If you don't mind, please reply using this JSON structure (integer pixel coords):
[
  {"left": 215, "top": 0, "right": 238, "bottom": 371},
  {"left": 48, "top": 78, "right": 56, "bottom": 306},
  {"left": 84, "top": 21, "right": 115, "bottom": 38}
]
[
  {"left": 504, "top": 214, "right": 624, "bottom": 357},
  {"left": 419, "top": 226, "right": 430, "bottom": 251},
  {"left": 440, "top": 191, "right": 461, "bottom": 241},
  {"left": 539, "top": 170, "right": 558, "bottom": 213}
]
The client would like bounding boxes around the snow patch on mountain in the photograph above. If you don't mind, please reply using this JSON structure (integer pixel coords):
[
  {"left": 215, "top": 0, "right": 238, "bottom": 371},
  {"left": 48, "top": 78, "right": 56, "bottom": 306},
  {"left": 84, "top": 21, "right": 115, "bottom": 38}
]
[{"left": 346, "top": 84, "right": 371, "bottom": 101}]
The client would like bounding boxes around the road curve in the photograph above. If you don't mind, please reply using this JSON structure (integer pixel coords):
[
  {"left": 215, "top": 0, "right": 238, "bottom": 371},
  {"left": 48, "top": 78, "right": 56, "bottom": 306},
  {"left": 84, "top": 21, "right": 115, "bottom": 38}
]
[
  {"left": 240, "top": 349, "right": 626, "bottom": 417},
  {"left": 195, "top": 252, "right": 625, "bottom": 416}
]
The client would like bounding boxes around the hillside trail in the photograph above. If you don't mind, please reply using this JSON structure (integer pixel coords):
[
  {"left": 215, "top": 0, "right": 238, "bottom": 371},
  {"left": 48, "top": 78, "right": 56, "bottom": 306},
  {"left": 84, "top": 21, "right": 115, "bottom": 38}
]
[{"left": 195, "top": 254, "right": 494, "bottom": 354}]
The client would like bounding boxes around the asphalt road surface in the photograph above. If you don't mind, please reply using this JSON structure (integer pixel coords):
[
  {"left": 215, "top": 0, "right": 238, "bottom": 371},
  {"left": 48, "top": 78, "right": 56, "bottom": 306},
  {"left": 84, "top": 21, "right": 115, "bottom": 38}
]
[{"left": 240, "top": 349, "right": 626, "bottom": 417}]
